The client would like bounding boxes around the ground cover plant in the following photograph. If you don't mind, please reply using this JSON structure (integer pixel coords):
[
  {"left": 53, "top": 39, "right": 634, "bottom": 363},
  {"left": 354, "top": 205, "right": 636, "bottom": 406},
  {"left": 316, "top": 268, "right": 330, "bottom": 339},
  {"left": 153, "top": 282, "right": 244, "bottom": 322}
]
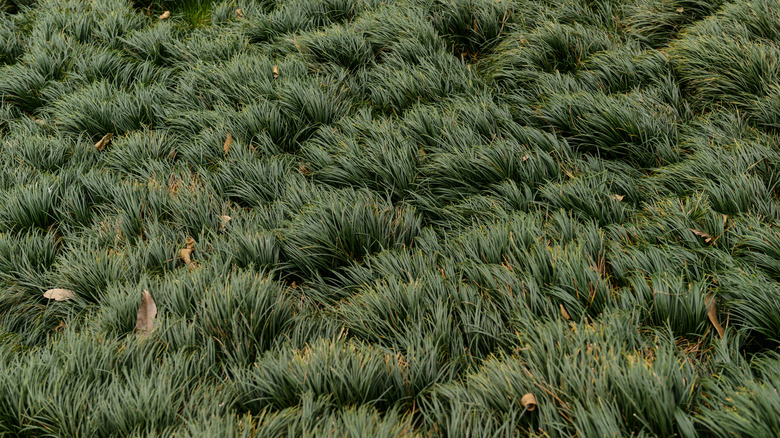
[{"left": 0, "top": 0, "right": 779, "bottom": 435}]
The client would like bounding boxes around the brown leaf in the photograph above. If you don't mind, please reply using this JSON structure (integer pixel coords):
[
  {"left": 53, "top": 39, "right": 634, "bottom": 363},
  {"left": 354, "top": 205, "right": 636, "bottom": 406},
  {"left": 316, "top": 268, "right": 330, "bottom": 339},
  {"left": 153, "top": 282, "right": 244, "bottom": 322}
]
[
  {"left": 521, "top": 154, "right": 530, "bottom": 162},
  {"left": 521, "top": 393, "right": 537, "bottom": 411},
  {"left": 44, "top": 288, "right": 76, "bottom": 301},
  {"left": 219, "top": 215, "right": 232, "bottom": 225},
  {"left": 223, "top": 133, "right": 233, "bottom": 155},
  {"left": 94, "top": 133, "right": 113, "bottom": 151},
  {"left": 707, "top": 294, "right": 725, "bottom": 338},
  {"left": 690, "top": 228, "right": 714, "bottom": 244},
  {"left": 272, "top": 65, "right": 279, "bottom": 79},
  {"left": 179, "top": 237, "right": 197, "bottom": 267},
  {"left": 179, "top": 248, "right": 192, "bottom": 265},
  {"left": 560, "top": 304, "right": 571, "bottom": 320},
  {"left": 298, "top": 163, "right": 312, "bottom": 175},
  {"left": 236, "top": 8, "right": 243, "bottom": 18},
  {"left": 29, "top": 115, "right": 46, "bottom": 126},
  {"left": 159, "top": 10, "right": 171, "bottom": 19},
  {"left": 613, "top": 194, "right": 625, "bottom": 202},
  {"left": 676, "top": 6, "right": 684, "bottom": 12},
  {"left": 136, "top": 290, "right": 157, "bottom": 338}
]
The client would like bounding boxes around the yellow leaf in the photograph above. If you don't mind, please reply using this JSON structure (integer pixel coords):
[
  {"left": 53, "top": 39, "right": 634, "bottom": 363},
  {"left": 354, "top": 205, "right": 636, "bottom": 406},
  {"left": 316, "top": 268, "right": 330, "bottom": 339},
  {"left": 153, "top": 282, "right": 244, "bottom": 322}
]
[
  {"left": 521, "top": 393, "right": 537, "bottom": 411},
  {"left": 707, "top": 294, "right": 725, "bottom": 338},
  {"left": 179, "top": 247, "right": 192, "bottom": 265},
  {"left": 560, "top": 304, "right": 571, "bottom": 320},
  {"left": 135, "top": 290, "right": 157, "bottom": 338},
  {"left": 44, "top": 288, "right": 76, "bottom": 301},
  {"left": 273, "top": 65, "right": 279, "bottom": 79},
  {"left": 159, "top": 10, "right": 170, "bottom": 19},
  {"left": 223, "top": 133, "right": 233, "bottom": 155},
  {"left": 94, "top": 133, "right": 113, "bottom": 151},
  {"left": 179, "top": 237, "right": 197, "bottom": 268},
  {"left": 690, "top": 228, "right": 714, "bottom": 244},
  {"left": 613, "top": 194, "right": 625, "bottom": 202}
]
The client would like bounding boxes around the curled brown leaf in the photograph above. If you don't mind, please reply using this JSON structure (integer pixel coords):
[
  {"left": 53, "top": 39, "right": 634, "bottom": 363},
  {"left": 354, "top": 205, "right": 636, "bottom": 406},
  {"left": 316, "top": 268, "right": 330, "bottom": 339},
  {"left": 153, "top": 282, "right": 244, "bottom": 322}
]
[
  {"left": 159, "top": 10, "right": 170, "bottom": 19},
  {"left": 707, "top": 294, "right": 725, "bottom": 338},
  {"left": 136, "top": 290, "right": 157, "bottom": 338},
  {"left": 236, "top": 8, "right": 243, "bottom": 18},
  {"left": 690, "top": 228, "right": 714, "bottom": 244},
  {"left": 179, "top": 237, "right": 197, "bottom": 268},
  {"left": 521, "top": 393, "right": 537, "bottom": 411},
  {"left": 273, "top": 65, "right": 279, "bottom": 79},
  {"left": 94, "top": 133, "right": 113, "bottom": 151},
  {"left": 560, "top": 304, "right": 571, "bottom": 320}
]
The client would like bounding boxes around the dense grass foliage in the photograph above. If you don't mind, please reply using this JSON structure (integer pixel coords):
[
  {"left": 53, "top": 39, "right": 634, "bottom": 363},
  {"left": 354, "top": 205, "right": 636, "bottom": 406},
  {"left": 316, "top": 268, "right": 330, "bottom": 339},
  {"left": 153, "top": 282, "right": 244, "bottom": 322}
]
[{"left": 1, "top": 0, "right": 779, "bottom": 435}]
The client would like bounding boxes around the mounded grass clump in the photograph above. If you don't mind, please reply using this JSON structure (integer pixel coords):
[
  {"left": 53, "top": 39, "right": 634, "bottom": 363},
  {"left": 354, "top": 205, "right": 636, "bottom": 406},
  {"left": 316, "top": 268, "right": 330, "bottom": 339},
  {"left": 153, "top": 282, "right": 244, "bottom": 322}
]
[{"left": 0, "top": 0, "right": 779, "bottom": 435}]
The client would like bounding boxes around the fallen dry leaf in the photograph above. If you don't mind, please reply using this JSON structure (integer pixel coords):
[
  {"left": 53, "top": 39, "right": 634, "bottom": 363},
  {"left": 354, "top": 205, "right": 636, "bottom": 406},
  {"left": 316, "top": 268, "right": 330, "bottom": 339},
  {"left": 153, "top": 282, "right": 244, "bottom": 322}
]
[
  {"left": 298, "top": 163, "right": 312, "bottom": 175},
  {"left": 219, "top": 215, "right": 232, "bottom": 225},
  {"left": 94, "top": 133, "right": 113, "bottom": 151},
  {"left": 690, "top": 228, "right": 714, "bottom": 244},
  {"left": 136, "top": 290, "right": 157, "bottom": 338},
  {"left": 521, "top": 154, "right": 530, "bottom": 162},
  {"left": 236, "top": 8, "right": 243, "bottom": 18},
  {"left": 560, "top": 304, "right": 571, "bottom": 320},
  {"left": 676, "top": 6, "right": 684, "bottom": 12},
  {"left": 29, "top": 115, "right": 46, "bottom": 126},
  {"left": 159, "top": 10, "right": 170, "bottom": 19},
  {"left": 707, "top": 294, "right": 725, "bottom": 339},
  {"left": 613, "top": 194, "right": 625, "bottom": 202},
  {"left": 223, "top": 133, "right": 233, "bottom": 155},
  {"left": 44, "top": 288, "right": 76, "bottom": 301},
  {"left": 272, "top": 65, "right": 279, "bottom": 79},
  {"left": 179, "top": 237, "right": 197, "bottom": 268},
  {"left": 521, "top": 393, "right": 537, "bottom": 411}
]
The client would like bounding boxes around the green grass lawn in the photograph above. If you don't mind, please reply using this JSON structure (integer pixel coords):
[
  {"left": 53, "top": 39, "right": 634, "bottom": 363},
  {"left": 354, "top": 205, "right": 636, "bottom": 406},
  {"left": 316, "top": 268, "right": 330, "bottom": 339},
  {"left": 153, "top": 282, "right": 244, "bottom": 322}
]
[{"left": 0, "top": 0, "right": 779, "bottom": 435}]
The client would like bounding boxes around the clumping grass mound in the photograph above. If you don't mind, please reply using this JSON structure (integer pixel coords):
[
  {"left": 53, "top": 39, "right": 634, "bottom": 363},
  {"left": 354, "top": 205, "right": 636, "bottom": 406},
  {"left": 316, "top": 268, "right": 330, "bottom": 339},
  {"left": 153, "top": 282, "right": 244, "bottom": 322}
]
[{"left": 0, "top": 0, "right": 779, "bottom": 435}]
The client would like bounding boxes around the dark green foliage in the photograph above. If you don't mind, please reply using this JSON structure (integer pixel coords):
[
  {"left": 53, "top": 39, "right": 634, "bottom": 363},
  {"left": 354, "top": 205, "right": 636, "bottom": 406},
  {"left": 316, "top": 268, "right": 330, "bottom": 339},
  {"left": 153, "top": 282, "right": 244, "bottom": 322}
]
[
  {"left": 284, "top": 189, "right": 421, "bottom": 277},
  {"left": 1, "top": 0, "right": 779, "bottom": 435},
  {"left": 429, "top": 0, "right": 512, "bottom": 58},
  {"left": 626, "top": 0, "right": 726, "bottom": 47}
]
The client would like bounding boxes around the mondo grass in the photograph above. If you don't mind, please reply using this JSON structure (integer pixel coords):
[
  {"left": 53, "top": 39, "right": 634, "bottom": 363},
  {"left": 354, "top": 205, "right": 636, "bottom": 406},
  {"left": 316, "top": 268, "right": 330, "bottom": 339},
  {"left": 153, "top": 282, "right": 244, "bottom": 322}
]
[{"left": 0, "top": 0, "right": 779, "bottom": 435}]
